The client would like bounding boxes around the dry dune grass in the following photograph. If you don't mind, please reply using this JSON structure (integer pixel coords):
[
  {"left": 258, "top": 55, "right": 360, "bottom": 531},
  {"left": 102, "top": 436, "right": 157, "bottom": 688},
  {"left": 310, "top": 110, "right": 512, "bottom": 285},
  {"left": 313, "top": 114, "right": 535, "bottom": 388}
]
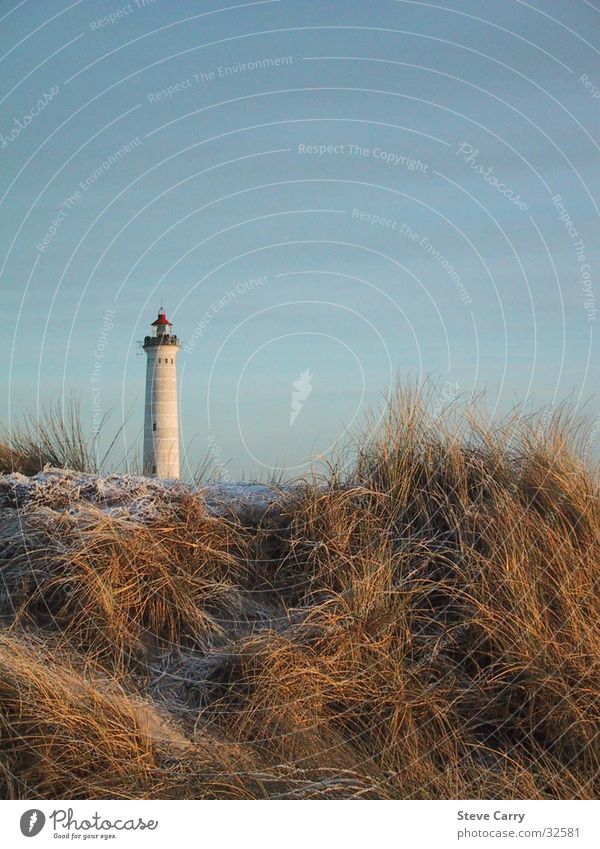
[
  {"left": 8, "top": 499, "right": 248, "bottom": 672},
  {"left": 0, "top": 399, "right": 97, "bottom": 475},
  {"left": 0, "top": 388, "right": 598, "bottom": 799}
]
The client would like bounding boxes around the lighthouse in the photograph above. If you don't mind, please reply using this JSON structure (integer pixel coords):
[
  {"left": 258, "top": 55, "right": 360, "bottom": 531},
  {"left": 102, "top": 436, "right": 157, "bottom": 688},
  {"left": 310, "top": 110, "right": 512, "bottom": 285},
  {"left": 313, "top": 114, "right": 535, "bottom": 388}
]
[{"left": 142, "top": 307, "right": 181, "bottom": 478}]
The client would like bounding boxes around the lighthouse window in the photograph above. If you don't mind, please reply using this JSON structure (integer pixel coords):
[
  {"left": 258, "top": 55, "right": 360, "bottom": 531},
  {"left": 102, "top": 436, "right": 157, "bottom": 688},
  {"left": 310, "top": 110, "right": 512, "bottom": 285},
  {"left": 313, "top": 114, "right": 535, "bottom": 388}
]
[
  {"left": 153, "top": 422, "right": 156, "bottom": 431},
  {"left": 171, "top": 358, "right": 174, "bottom": 363},
  {"left": 158, "top": 358, "right": 162, "bottom": 363},
  {"left": 152, "top": 465, "right": 156, "bottom": 474}
]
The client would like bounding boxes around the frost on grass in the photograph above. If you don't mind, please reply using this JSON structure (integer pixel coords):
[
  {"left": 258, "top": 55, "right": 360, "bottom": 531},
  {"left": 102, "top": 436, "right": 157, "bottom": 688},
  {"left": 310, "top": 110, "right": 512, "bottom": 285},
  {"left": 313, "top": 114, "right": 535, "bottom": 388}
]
[{"left": 0, "top": 467, "right": 283, "bottom": 523}]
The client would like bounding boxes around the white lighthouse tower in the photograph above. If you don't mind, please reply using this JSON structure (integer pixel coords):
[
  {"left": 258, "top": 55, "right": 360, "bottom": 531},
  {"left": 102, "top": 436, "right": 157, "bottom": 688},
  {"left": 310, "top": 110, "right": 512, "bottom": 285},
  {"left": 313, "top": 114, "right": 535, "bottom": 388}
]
[{"left": 143, "top": 307, "right": 181, "bottom": 478}]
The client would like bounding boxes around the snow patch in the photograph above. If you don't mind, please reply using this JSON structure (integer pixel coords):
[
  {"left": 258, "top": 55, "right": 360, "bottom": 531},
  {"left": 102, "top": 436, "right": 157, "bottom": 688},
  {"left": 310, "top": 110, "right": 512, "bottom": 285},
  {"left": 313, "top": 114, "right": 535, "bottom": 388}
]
[{"left": 0, "top": 467, "right": 285, "bottom": 523}]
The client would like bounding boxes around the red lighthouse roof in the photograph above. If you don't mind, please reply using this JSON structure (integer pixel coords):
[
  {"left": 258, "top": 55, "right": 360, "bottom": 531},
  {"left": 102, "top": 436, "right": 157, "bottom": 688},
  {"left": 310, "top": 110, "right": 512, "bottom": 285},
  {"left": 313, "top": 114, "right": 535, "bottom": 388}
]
[{"left": 151, "top": 308, "right": 172, "bottom": 327}]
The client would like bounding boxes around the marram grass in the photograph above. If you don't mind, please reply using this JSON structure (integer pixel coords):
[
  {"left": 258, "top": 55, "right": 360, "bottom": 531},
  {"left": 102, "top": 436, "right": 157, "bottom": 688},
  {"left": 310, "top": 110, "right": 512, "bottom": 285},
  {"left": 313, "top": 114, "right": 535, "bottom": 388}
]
[{"left": 0, "top": 388, "right": 598, "bottom": 799}]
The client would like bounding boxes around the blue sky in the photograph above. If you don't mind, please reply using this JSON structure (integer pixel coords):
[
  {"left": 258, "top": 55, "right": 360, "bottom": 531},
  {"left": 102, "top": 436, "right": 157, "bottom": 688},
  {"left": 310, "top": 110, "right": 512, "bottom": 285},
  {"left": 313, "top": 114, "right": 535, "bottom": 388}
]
[{"left": 1, "top": 0, "right": 598, "bottom": 478}]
